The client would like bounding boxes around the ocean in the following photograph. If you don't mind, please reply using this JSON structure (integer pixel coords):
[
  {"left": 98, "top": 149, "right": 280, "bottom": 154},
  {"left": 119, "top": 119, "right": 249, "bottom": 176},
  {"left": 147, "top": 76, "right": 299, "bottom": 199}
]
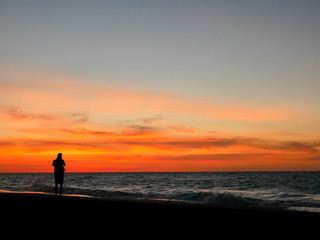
[{"left": 1, "top": 172, "right": 320, "bottom": 212}]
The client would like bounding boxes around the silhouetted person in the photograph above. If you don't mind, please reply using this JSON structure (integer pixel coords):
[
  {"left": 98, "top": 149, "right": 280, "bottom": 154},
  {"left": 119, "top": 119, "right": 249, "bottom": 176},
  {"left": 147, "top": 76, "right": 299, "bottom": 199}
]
[{"left": 52, "top": 153, "right": 66, "bottom": 196}]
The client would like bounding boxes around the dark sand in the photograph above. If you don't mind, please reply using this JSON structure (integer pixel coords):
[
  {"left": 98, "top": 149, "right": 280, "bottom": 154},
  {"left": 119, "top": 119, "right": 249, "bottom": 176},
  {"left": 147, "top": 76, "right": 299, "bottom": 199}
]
[{"left": 1, "top": 191, "right": 319, "bottom": 234}]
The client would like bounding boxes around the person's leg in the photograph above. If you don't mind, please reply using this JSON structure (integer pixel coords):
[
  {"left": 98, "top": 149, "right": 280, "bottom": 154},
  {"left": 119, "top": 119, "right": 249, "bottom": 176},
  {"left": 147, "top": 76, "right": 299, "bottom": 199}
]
[
  {"left": 55, "top": 181, "right": 58, "bottom": 195},
  {"left": 59, "top": 182, "right": 63, "bottom": 196},
  {"left": 59, "top": 176, "right": 64, "bottom": 196}
]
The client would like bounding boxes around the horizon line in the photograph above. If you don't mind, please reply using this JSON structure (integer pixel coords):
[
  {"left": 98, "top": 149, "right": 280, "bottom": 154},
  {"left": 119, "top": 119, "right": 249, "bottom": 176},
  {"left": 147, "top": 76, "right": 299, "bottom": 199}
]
[{"left": 1, "top": 170, "right": 320, "bottom": 174}]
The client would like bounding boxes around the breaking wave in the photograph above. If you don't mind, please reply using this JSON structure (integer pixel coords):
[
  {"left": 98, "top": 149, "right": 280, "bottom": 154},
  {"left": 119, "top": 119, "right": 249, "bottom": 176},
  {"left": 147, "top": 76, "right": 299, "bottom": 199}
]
[{"left": 27, "top": 183, "right": 320, "bottom": 210}]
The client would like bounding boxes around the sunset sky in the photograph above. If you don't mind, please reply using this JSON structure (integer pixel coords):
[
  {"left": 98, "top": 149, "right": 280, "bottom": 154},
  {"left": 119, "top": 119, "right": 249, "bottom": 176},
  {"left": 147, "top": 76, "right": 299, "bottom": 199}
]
[{"left": 1, "top": 0, "right": 320, "bottom": 172}]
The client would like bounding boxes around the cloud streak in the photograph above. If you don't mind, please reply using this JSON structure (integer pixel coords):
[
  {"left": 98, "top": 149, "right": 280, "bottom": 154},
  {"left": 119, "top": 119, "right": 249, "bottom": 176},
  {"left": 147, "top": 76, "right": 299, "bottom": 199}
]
[
  {"left": 0, "top": 106, "right": 54, "bottom": 121},
  {"left": 1, "top": 136, "right": 318, "bottom": 154},
  {"left": 59, "top": 124, "right": 159, "bottom": 137}
]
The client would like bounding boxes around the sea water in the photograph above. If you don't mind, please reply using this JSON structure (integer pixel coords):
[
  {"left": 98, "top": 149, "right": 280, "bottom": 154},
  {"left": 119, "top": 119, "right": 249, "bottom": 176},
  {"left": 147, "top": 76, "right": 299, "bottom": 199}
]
[{"left": 1, "top": 172, "right": 320, "bottom": 212}]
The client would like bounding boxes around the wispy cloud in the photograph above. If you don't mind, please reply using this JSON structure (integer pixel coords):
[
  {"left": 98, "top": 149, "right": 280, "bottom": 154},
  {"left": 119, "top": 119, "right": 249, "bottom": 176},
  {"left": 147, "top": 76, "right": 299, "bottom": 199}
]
[
  {"left": 169, "top": 125, "right": 195, "bottom": 133},
  {"left": 141, "top": 115, "right": 163, "bottom": 124},
  {"left": 0, "top": 67, "right": 295, "bottom": 123},
  {"left": 66, "top": 112, "right": 90, "bottom": 124},
  {"left": 2, "top": 136, "right": 318, "bottom": 154},
  {"left": 59, "top": 124, "right": 159, "bottom": 137},
  {"left": 0, "top": 105, "right": 54, "bottom": 121}
]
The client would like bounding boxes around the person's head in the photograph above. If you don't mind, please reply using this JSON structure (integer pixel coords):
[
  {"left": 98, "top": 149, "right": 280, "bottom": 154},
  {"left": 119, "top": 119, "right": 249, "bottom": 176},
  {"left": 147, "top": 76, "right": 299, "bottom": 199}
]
[{"left": 57, "top": 153, "right": 62, "bottom": 159}]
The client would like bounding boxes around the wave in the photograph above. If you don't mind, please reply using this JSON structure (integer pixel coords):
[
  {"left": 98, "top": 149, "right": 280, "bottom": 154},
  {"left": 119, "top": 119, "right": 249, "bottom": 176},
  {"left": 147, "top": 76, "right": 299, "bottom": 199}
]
[
  {"left": 28, "top": 183, "right": 146, "bottom": 199},
  {"left": 28, "top": 183, "right": 255, "bottom": 206},
  {"left": 198, "top": 190, "right": 320, "bottom": 210},
  {"left": 26, "top": 183, "right": 320, "bottom": 211},
  {"left": 194, "top": 191, "right": 263, "bottom": 206}
]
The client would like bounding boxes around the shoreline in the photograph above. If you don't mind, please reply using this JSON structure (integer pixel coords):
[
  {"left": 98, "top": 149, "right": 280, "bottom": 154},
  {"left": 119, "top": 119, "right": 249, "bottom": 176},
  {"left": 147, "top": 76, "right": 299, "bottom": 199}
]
[{"left": 2, "top": 189, "right": 320, "bottom": 213}]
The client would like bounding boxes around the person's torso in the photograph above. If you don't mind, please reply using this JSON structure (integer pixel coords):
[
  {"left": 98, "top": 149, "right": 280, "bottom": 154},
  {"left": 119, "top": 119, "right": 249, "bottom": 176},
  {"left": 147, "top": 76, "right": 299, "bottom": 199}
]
[{"left": 54, "top": 160, "right": 65, "bottom": 173}]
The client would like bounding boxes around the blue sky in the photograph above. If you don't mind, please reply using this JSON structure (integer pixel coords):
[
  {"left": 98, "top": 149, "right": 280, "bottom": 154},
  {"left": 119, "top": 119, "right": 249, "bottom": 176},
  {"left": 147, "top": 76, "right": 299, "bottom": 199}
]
[{"left": 1, "top": 0, "right": 319, "bottom": 104}]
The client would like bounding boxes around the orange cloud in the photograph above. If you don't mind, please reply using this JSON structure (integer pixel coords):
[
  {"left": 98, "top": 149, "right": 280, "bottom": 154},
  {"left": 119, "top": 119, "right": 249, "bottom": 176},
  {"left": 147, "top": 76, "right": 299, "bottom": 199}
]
[
  {"left": 1, "top": 65, "right": 318, "bottom": 172},
  {"left": 1, "top": 134, "right": 319, "bottom": 172}
]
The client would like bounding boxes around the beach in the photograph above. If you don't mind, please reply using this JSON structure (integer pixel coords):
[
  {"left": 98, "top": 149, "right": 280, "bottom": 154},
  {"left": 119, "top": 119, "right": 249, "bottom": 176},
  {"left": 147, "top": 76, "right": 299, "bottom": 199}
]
[
  {"left": 1, "top": 191, "right": 319, "bottom": 233},
  {"left": 2, "top": 171, "right": 320, "bottom": 233}
]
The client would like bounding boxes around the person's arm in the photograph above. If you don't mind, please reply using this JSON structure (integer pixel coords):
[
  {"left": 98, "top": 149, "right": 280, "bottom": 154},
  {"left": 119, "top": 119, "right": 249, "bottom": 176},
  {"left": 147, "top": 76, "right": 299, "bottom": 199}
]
[
  {"left": 63, "top": 160, "right": 66, "bottom": 166},
  {"left": 52, "top": 160, "right": 55, "bottom": 166}
]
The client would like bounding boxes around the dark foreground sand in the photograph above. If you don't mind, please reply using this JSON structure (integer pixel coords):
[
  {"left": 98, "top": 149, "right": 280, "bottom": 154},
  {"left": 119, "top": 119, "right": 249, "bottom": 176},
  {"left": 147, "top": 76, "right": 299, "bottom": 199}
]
[{"left": 1, "top": 191, "right": 319, "bottom": 235}]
